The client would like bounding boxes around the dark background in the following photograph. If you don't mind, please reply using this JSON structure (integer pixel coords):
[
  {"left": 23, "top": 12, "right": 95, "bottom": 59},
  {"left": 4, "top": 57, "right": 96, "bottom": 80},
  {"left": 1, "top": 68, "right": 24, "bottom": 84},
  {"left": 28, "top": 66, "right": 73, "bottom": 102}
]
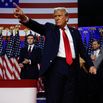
[{"left": 78, "top": 0, "right": 103, "bottom": 27}]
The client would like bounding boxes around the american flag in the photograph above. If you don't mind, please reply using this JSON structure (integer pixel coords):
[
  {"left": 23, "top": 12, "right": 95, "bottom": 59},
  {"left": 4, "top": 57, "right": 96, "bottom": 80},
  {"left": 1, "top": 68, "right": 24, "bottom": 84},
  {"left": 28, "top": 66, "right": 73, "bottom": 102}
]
[
  {"left": 0, "top": 31, "right": 21, "bottom": 80},
  {"left": 0, "top": 32, "right": 4, "bottom": 79},
  {"left": 0, "top": 0, "right": 78, "bottom": 30},
  {"left": 36, "top": 36, "right": 45, "bottom": 49},
  {"left": 13, "top": 31, "right": 21, "bottom": 58}
]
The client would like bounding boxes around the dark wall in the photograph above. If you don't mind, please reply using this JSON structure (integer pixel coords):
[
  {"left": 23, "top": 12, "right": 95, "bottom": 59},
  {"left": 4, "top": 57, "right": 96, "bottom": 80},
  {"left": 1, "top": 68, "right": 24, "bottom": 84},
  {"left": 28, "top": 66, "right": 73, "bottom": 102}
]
[{"left": 78, "top": 0, "right": 103, "bottom": 27}]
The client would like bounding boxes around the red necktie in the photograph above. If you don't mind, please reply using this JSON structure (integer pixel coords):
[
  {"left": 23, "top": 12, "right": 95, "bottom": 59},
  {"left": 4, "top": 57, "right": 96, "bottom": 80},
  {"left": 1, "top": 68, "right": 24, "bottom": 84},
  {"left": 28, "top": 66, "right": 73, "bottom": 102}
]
[{"left": 61, "top": 28, "right": 73, "bottom": 65}]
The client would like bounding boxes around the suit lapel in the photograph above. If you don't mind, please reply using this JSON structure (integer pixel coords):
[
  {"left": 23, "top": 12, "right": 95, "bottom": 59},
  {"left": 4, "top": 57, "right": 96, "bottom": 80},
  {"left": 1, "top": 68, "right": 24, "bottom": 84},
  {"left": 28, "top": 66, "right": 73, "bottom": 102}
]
[
  {"left": 99, "top": 49, "right": 102, "bottom": 55},
  {"left": 32, "top": 46, "right": 36, "bottom": 54},
  {"left": 68, "top": 27, "right": 77, "bottom": 54}
]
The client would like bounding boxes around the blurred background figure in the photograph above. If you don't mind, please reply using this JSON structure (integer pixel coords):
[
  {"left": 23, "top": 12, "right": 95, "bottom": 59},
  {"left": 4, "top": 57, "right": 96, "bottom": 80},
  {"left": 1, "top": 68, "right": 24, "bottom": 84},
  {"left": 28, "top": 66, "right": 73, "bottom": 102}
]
[
  {"left": 18, "top": 33, "right": 41, "bottom": 79},
  {"left": 15, "top": 24, "right": 21, "bottom": 34},
  {"left": 91, "top": 40, "right": 101, "bottom": 63},
  {"left": 88, "top": 40, "right": 103, "bottom": 103},
  {"left": 0, "top": 27, "right": 4, "bottom": 35}
]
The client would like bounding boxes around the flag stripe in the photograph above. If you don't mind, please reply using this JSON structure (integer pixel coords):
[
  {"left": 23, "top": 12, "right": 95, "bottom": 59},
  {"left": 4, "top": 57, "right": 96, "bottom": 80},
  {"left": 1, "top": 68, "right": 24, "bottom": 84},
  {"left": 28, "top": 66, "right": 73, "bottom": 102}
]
[
  {"left": 0, "top": 8, "right": 77, "bottom": 14},
  {"left": 19, "top": 0, "right": 77, "bottom": 3},
  {"left": 0, "top": 18, "right": 78, "bottom": 24},
  {"left": 11, "top": 58, "right": 21, "bottom": 80},
  {"left": 0, "top": 57, "right": 3, "bottom": 79},
  {"left": 19, "top": 3, "right": 78, "bottom": 8},
  {"left": 2, "top": 55, "right": 13, "bottom": 79},
  {"left": 0, "top": 13, "right": 78, "bottom": 19}
]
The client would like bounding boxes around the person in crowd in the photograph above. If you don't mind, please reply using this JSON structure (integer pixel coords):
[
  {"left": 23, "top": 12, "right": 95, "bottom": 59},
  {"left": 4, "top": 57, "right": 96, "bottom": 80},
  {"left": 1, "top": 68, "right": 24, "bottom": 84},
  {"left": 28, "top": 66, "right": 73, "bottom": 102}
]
[
  {"left": 90, "top": 40, "right": 103, "bottom": 69},
  {"left": 18, "top": 34, "right": 41, "bottom": 79},
  {"left": 9, "top": 26, "right": 15, "bottom": 35},
  {"left": 88, "top": 40, "right": 103, "bottom": 103},
  {"left": 0, "top": 26, "right": 4, "bottom": 35},
  {"left": 15, "top": 24, "right": 21, "bottom": 33},
  {"left": 13, "top": 3, "right": 96, "bottom": 103}
]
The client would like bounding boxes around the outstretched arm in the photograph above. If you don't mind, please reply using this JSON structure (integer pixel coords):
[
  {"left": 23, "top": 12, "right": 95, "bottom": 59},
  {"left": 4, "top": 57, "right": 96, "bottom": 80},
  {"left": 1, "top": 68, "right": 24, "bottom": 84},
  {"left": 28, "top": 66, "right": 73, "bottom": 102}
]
[
  {"left": 13, "top": 2, "right": 28, "bottom": 22},
  {"left": 13, "top": 2, "right": 45, "bottom": 35}
]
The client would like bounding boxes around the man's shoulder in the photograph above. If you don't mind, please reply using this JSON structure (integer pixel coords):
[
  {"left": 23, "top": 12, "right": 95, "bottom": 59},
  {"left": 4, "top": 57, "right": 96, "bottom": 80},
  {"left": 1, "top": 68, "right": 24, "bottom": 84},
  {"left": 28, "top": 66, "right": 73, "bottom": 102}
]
[
  {"left": 20, "top": 46, "right": 27, "bottom": 51},
  {"left": 67, "top": 26, "right": 80, "bottom": 35},
  {"left": 45, "top": 22, "right": 55, "bottom": 27},
  {"left": 68, "top": 26, "right": 78, "bottom": 31},
  {"left": 99, "top": 47, "right": 103, "bottom": 56},
  {"left": 100, "top": 47, "right": 103, "bottom": 51},
  {"left": 33, "top": 45, "right": 41, "bottom": 51}
]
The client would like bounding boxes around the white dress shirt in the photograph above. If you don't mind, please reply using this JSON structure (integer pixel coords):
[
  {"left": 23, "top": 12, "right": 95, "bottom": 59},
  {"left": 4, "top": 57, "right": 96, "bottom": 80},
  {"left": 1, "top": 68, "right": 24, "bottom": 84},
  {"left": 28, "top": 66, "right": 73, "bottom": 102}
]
[
  {"left": 27, "top": 44, "right": 35, "bottom": 64},
  {"left": 28, "top": 44, "right": 34, "bottom": 52},
  {"left": 93, "top": 49, "right": 100, "bottom": 58},
  {"left": 57, "top": 25, "right": 76, "bottom": 59}
]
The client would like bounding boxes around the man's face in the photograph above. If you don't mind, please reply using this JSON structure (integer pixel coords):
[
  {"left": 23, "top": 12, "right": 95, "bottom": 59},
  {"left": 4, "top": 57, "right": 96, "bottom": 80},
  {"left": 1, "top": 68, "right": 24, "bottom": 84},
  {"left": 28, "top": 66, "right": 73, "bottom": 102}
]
[
  {"left": 27, "top": 36, "right": 34, "bottom": 45},
  {"left": 92, "top": 41, "right": 100, "bottom": 50},
  {"left": 54, "top": 10, "right": 68, "bottom": 28}
]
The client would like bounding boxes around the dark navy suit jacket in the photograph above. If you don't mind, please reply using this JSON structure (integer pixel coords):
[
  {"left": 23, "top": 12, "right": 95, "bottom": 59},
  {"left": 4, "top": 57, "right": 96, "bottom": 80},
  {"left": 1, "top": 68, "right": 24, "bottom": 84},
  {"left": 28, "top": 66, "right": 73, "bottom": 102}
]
[{"left": 22, "top": 19, "right": 94, "bottom": 76}]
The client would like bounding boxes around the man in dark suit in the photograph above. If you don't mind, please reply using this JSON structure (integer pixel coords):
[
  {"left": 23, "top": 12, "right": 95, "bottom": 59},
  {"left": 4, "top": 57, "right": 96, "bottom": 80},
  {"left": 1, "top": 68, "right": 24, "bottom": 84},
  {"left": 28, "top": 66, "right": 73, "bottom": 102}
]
[
  {"left": 88, "top": 40, "right": 103, "bottom": 103},
  {"left": 90, "top": 40, "right": 103, "bottom": 69},
  {"left": 18, "top": 34, "right": 41, "bottom": 79},
  {"left": 14, "top": 4, "right": 96, "bottom": 103}
]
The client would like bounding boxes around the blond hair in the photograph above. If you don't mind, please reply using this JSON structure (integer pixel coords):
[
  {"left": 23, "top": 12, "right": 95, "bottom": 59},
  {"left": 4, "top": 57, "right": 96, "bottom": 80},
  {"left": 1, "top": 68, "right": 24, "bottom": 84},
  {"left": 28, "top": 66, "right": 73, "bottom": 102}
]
[{"left": 54, "top": 7, "right": 68, "bottom": 15}]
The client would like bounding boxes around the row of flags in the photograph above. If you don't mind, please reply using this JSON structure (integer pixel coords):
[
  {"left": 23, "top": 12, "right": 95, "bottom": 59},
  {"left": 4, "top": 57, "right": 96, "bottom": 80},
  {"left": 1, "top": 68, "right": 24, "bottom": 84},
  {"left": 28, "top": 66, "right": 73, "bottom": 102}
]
[
  {"left": 0, "top": 29, "right": 45, "bottom": 80},
  {"left": 0, "top": 30, "right": 21, "bottom": 80}
]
